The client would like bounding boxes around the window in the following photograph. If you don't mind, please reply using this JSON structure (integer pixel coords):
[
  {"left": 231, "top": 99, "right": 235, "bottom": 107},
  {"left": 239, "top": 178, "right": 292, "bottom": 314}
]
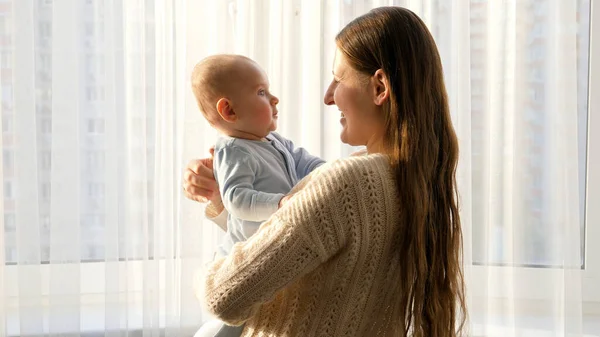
[
  {"left": 86, "top": 151, "right": 105, "bottom": 169},
  {"left": 86, "top": 87, "right": 96, "bottom": 101},
  {"left": 36, "top": 105, "right": 51, "bottom": 116},
  {"left": 3, "top": 181, "right": 13, "bottom": 199},
  {"left": 40, "top": 118, "right": 52, "bottom": 134},
  {"left": 39, "top": 53, "right": 51, "bottom": 69},
  {"left": 2, "top": 115, "right": 11, "bottom": 132},
  {"left": 3, "top": 150, "right": 13, "bottom": 170},
  {"left": 3, "top": 1, "right": 198, "bottom": 334},
  {"left": 85, "top": 54, "right": 96, "bottom": 81},
  {"left": 2, "top": 85, "right": 12, "bottom": 103},
  {"left": 0, "top": 16, "right": 12, "bottom": 36},
  {"left": 465, "top": 1, "right": 600, "bottom": 319},
  {"left": 41, "top": 151, "right": 51, "bottom": 170},
  {"left": 87, "top": 182, "right": 104, "bottom": 198},
  {"left": 40, "top": 215, "right": 50, "bottom": 229},
  {"left": 40, "top": 183, "right": 50, "bottom": 201},
  {"left": 38, "top": 21, "right": 51, "bottom": 39},
  {"left": 529, "top": 67, "right": 544, "bottom": 81},
  {"left": 133, "top": 86, "right": 143, "bottom": 102},
  {"left": 4, "top": 247, "right": 16, "bottom": 264},
  {"left": 86, "top": 86, "right": 105, "bottom": 101},
  {"left": 469, "top": 0, "right": 591, "bottom": 269},
  {"left": 532, "top": 21, "right": 545, "bottom": 37},
  {"left": 1, "top": 52, "right": 11, "bottom": 69},
  {"left": 85, "top": 214, "right": 105, "bottom": 228},
  {"left": 528, "top": 86, "right": 545, "bottom": 102},
  {"left": 4, "top": 214, "right": 15, "bottom": 233},
  {"left": 528, "top": 45, "right": 544, "bottom": 62},
  {"left": 471, "top": 38, "right": 484, "bottom": 50},
  {"left": 87, "top": 118, "right": 105, "bottom": 134},
  {"left": 38, "top": 88, "right": 51, "bottom": 101},
  {"left": 85, "top": 22, "right": 94, "bottom": 37}
]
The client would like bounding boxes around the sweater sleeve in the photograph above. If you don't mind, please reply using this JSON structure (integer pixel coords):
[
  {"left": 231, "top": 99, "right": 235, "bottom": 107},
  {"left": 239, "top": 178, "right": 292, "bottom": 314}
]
[
  {"left": 199, "top": 159, "right": 363, "bottom": 325},
  {"left": 204, "top": 202, "right": 228, "bottom": 232},
  {"left": 214, "top": 146, "right": 285, "bottom": 222},
  {"left": 273, "top": 133, "right": 325, "bottom": 179}
]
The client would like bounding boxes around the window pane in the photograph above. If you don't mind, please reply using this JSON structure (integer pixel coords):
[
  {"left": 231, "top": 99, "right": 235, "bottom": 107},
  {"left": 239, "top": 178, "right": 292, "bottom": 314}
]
[{"left": 469, "top": 0, "right": 590, "bottom": 267}]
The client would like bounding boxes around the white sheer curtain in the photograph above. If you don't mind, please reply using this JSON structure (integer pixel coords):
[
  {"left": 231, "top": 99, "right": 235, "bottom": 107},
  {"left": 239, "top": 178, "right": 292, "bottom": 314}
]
[
  {"left": 1, "top": 0, "right": 207, "bottom": 335},
  {"left": 0, "top": 0, "right": 591, "bottom": 336}
]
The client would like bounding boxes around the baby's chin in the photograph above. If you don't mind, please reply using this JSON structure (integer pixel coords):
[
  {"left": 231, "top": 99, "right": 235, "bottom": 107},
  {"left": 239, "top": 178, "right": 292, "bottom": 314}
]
[
  {"left": 268, "top": 121, "right": 278, "bottom": 133},
  {"left": 255, "top": 125, "right": 276, "bottom": 138}
]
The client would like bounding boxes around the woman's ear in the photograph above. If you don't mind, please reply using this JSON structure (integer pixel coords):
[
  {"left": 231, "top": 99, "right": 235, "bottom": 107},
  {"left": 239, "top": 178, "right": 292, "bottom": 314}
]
[
  {"left": 371, "top": 69, "right": 390, "bottom": 106},
  {"left": 216, "top": 98, "right": 236, "bottom": 123}
]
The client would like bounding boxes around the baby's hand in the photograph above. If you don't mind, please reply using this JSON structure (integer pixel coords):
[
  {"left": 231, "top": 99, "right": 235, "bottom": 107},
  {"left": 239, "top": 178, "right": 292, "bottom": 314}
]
[{"left": 278, "top": 195, "right": 293, "bottom": 209}]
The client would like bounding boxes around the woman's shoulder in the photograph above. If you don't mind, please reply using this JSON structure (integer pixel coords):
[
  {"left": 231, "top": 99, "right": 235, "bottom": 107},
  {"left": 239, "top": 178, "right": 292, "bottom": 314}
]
[
  {"left": 329, "top": 153, "right": 390, "bottom": 173},
  {"left": 311, "top": 153, "right": 393, "bottom": 187},
  {"left": 288, "top": 153, "right": 393, "bottom": 196}
]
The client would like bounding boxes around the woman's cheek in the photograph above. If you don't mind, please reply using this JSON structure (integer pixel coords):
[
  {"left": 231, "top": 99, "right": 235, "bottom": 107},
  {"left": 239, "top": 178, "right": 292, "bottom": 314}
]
[{"left": 333, "top": 86, "right": 345, "bottom": 106}]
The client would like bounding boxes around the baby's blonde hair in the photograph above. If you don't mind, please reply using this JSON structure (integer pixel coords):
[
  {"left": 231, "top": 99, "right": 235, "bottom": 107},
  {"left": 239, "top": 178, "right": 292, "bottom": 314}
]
[{"left": 190, "top": 54, "right": 253, "bottom": 126}]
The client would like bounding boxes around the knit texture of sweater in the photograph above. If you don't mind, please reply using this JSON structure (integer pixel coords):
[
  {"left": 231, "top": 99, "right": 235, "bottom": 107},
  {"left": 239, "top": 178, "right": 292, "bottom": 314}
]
[{"left": 199, "top": 154, "right": 406, "bottom": 336}]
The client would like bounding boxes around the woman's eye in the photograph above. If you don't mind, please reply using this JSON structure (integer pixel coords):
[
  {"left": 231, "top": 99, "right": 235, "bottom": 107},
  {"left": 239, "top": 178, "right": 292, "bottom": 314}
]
[{"left": 258, "top": 89, "right": 266, "bottom": 96}]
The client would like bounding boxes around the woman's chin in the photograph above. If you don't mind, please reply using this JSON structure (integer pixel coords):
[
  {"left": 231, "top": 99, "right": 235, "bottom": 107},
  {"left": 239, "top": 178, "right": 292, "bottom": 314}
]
[
  {"left": 340, "top": 137, "right": 367, "bottom": 149},
  {"left": 340, "top": 130, "right": 348, "bottom": 144},
  {"left": 339, "top": 131, "right": 356, "bottom": 146}
]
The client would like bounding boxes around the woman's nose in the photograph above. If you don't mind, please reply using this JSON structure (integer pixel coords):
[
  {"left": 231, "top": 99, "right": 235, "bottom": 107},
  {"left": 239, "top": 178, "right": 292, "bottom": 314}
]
[
  {"left": 324, "top": 82, "right": 335, "bottom": 105},
  {"left": 271, "top": 95, "right": 279, "bottom": 105}
]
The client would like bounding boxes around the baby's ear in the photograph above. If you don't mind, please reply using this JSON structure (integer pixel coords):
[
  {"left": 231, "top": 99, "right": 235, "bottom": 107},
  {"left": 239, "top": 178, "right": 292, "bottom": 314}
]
[{"left": 216, "top": 98, "right": 236, "bottom": 123}]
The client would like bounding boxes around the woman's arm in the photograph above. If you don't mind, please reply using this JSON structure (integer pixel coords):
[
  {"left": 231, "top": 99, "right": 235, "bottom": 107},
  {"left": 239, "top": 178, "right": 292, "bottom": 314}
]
[
  {"left": 204, "top": 198, "right": 227, "bottom": 232},
  {"left": 198, "top": 159, "right": 372, "bottom": 325}
]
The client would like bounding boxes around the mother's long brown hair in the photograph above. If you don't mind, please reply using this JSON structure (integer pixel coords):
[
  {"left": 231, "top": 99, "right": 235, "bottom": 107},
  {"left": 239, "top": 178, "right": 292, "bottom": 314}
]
[{"left": 336, "top": 7, "right": 466, "bottom": 336}]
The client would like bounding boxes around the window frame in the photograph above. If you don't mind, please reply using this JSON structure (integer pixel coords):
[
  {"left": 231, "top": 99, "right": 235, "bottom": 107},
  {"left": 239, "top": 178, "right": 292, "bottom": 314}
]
[{"left": 583, "top": 0, "right": 600, "bottom": 306}]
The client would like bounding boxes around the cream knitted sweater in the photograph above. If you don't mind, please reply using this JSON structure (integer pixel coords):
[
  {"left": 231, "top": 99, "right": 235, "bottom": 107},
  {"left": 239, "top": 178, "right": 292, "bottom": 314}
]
[{"left": 200, "top": 154, "right": 405, "bottom": 336}]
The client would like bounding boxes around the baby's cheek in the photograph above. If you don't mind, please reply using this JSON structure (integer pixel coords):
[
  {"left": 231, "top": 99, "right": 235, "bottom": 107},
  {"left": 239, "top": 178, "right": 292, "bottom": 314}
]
[{"left": 260, "top": 108, "right": 273, "bottom": 122}]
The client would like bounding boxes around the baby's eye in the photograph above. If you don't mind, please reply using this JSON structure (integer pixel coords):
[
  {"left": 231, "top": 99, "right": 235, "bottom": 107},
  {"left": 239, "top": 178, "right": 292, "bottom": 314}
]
[{"left": 258, "top": 89, "right": 266, "bottom": 96}]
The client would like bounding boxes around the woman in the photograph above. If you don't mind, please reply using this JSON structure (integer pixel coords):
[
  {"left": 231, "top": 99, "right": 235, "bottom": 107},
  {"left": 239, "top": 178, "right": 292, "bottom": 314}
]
[{"left": 186, "top": 7, "right": 467, "bottom": 337}]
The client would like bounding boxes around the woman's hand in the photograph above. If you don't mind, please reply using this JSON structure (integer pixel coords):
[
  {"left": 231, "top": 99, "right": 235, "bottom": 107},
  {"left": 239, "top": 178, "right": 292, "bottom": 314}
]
[{"left": 183, "top": 148, "right": 221, "bottom": 204}]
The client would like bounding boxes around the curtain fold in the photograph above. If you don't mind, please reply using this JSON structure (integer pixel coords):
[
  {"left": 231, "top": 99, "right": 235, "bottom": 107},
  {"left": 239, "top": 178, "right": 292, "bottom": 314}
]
[{"left": 0, "top": 0, "right": 589, "bottom": 336}]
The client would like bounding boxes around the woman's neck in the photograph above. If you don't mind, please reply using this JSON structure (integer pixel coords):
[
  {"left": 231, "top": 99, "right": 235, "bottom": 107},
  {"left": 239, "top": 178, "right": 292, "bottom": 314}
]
[{"left": 366, "top": 136, "right": 387, "bottom": 155}]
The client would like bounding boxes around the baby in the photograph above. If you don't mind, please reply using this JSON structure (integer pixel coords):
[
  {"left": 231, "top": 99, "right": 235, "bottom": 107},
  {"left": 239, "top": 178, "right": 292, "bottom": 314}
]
[
  {"left": 192, "top": 54, "right": 324, "bottom": 254},
  {"left": 191, "top": 54, "right": 324, "bottom": 336}
]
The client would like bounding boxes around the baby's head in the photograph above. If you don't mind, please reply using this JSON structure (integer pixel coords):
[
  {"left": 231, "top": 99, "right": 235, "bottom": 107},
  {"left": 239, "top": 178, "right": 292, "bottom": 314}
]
[{"left": 191, "top": 55, "right": 279, "bottom": 140}]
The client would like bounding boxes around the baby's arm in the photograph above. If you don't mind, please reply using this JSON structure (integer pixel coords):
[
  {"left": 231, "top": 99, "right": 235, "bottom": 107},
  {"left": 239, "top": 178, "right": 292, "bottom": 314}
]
[
  {"left": 214, "top": 146, "right": 284, "bottom": 222},
  {"left": 271, "top": 133, "right": 326, "bottom": 179}
]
